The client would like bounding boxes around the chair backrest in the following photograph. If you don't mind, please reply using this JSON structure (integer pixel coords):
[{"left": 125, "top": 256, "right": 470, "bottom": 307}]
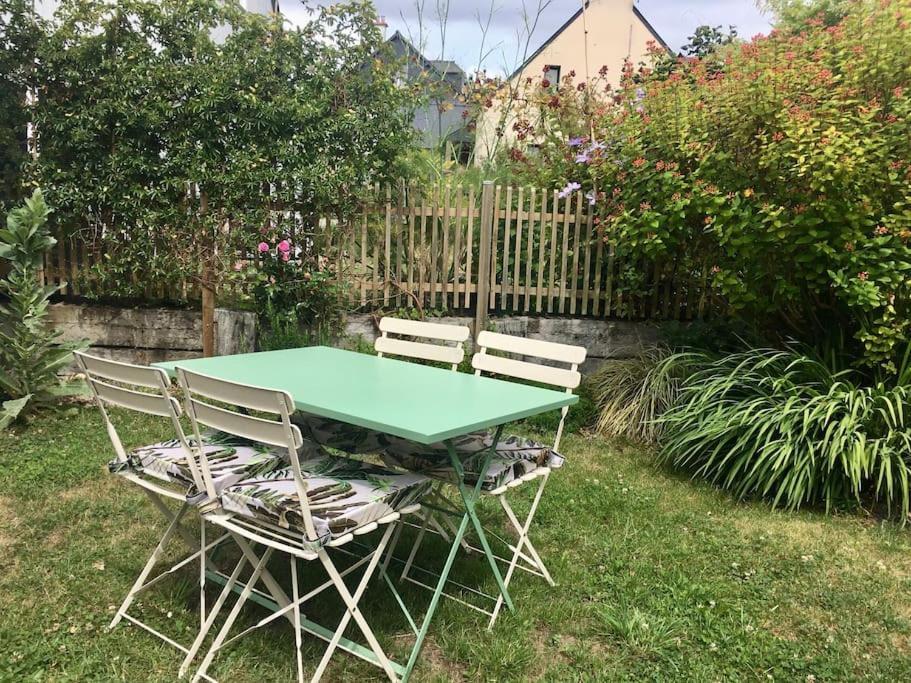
[
  {"left": 75, "top": 351, "right": 201, "bottom": 489},
  {"left": 374, "top": 316, "right": 470, "bottom": 371},
  {"left": 471, "top": 331, "right": 587, "bottom": 449},
  {"left": 175, "top": 367, "right": 317, "bottom": 540}
]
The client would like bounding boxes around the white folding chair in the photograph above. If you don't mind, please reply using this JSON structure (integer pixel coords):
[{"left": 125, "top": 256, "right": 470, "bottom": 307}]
[
  {"left": 374, "top": 316, "right": 470, "bottom": 370},
  {"left": 175, "top": 367, "right": 430, "bottom": 683},
  {"left": 386, "top": 331, "right": 586, "bottom": 627},
  {"left": 295, "top": 316, "right": 470, "bottom": 452},
  {"left": 75, "top": 352, "right": 229, "bottom": 654}
]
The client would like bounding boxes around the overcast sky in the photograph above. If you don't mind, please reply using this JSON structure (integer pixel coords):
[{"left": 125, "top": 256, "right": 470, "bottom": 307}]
[{"left": 282, "top": 1, "right": 774, "bottom": 74}]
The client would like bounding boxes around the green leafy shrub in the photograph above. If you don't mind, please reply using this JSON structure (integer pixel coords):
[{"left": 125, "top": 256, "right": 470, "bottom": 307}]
[
  {"left": 658, "top": 347, "right": 911, "bottom": 517},
  {"left": 232, "top": 239, "right": 345, "bottom": 351},
  {"left": 590, "top": 347, "right": 689, "bottom": 444},
  {"left": 25, "top": 0, "right": 413, "bottom": 305},
  {"left": 497, "top": 0, "right": 911, "bottom": 371},
  {"left": 0, "top": 190, "right": 85, "bottom": 427},
  {"left": 0, "top": 0, "right": 41, "bottom": 210}
]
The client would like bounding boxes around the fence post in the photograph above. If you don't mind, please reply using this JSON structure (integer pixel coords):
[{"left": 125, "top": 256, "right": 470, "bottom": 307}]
[{"left": 474, "top": 180, "right": 495, "bottom": 341}]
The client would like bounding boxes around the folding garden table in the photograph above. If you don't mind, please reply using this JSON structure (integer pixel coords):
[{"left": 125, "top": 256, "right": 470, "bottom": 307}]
[{"left": 156, "top": 346, "right": 576, "bottom": 681}]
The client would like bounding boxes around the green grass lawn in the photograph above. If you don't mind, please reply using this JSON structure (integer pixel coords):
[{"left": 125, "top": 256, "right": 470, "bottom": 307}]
[{"left": 1, "top": 406, "right": 910, "bottom": 682}]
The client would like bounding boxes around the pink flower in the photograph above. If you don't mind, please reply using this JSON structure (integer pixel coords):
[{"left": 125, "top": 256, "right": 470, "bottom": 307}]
[
  {"left": 858, "top": 271, "right": 869, "bottom": 281},
  {"left": 281, "top": 252, "right": 290, "bottom": 262},
  {"left": 277, "top": 240, "right": 291, "bottom": 253},
  {"left": 257, "top": 242, "right": 269, "bottom": 253}
]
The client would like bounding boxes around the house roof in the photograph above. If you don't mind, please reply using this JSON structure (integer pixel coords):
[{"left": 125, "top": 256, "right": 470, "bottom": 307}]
[
  {"left": 386, "top": 30, "right": 439, "bottom": 74},
  {"left": 431, "top": 60, "right": 465, "bottom": 76},
  {"left": 507, "top": 1, "right": 671, "bottom": 82}
]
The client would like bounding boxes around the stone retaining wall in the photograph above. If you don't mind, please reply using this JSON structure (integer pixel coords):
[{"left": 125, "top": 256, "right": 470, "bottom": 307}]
[
  {"left": 48, "top": 303, "right": 658, "bottom": 373},
  {"left": 49, "top": 303, "right": 256, "bottom": 365}
]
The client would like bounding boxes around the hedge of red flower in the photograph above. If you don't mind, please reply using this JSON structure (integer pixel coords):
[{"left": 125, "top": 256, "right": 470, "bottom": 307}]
[{"left": 499, "top": 0, "right": 911, "bottom": 371}]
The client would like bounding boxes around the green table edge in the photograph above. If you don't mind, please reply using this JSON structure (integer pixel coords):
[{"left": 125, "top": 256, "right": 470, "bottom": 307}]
[{"left": 154, "top": 351, "right": 578, "bottom": 445}]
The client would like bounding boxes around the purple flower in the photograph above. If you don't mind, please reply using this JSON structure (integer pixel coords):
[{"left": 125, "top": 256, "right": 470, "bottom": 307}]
[
  {"left": 635, "top": 104, "right": 645, "bottom": 114},
  {"left": 588, "top": 141, "right": 606, "bottom": 153},
  {"left": 586, "top": 191, "right": 597, "bottom": 206},
  {"left": 575, "top": 153, "right": 591, "bottom": 164},
  {"left": 558, "top": 181, "right": 581, "bottom": 198},
  {"left": 635, "top": 87, "right": 646, "bottom": 101},
  {"left": 568, "top": 136, "right": 585, "bottom": 147}
]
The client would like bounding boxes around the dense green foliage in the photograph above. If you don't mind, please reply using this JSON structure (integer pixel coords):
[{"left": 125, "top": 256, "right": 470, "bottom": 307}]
[
  {"left": 235, "top": 239, "right": 345, "bottom": 350},
  {"left": 10, "top": 0, "right": 413, "bottom": 302},
  {"left": 523, "top": 1, "right": 911, "bottom": 519},
  {"left": 658, "top": 347, "right": 911, "bottom": 517},
  {"left": 761, "top": 0, "right": 854, "bottom": 29},
  {"left": 499, "top": 0, "right": 911, "bottom": 372},
  {"left": 590, "top": 346, "right": 683, "bottom": 444},
  {"left": 0, "top": 190, "right": 84, "bottom": 426},
  {"left": 0, "top": 0, "right": 40, "bottom": 210}
]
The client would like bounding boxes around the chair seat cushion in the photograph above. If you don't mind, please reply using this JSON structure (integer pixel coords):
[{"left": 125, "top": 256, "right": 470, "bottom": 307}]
[
  {"left": 221, "top": 453, "right": 431, "bottom": 547},
  {"left": 110, "top": 430, "right": 289, "bottom": 496},
  {"left": 292, "top": 413, "right": 392, "bottom": 454},
  {"left": 381, "top": 431, "right": 564, "bottom": 492}
]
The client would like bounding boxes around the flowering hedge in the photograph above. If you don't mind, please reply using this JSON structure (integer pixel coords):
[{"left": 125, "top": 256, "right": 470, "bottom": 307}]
[{"left": 498, "top": 0, "right": 911, "bottom": 371}]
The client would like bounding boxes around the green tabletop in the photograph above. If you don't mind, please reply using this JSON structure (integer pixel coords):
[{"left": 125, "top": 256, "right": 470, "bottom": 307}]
[{"left": 154, "top": 346, "right": 576, "bottom": 445}]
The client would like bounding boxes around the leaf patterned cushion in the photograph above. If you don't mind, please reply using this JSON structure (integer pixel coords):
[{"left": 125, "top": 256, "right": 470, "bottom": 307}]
[
  {"left": 291, "top": 413, "right": 393, "bottom": 454},
  {"left": 381, "top": 432, "right": 565, "bottom": 492},
  {"left": 221, "top": 452, "right": 432, "bottom": 550},
  {"left": 109, "top": 430, "right": 289, "bottom": 499}
]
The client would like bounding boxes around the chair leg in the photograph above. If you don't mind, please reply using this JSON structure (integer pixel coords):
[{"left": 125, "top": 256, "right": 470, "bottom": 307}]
[
  {"left": 380, "top": 519, "right": 404, "bottom": 576},
  {"left": 291, "top": 558, "right": 305, "bottom": 683},
  {"left": 231, "top": 533, "right": 295, "bottom": 624},
  {"left": 488, "top": 473, "right": 553, "bottom": 629},
  {"left": 143, "top": 490, "right": 220, "bottom": 573},
  {"left": 400, "top": 506, "right": 431, "bottom": 581},
  {"left": 110, "top": 501, "right": 190, "bottom": 629},
  {"left": 191, "top": 544, "right": 276, "bottom": 683},
  {"left": 179, "top": 552, "right": 250, "bottom": 677},
  {"left": 313, "top": 524, "right": 399, "bottom": 682},
  {"left": 199, "top": 521, "right": 206, "bottom": 628},
  {"left": 501, "top": 487, "right": 555, "bottom": 586}
]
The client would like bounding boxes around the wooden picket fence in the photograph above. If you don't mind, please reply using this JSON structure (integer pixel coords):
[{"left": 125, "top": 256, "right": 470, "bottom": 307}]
[
  {"left": 343, "top": 180, "right": 712, "bottom": 331},
  {"left": 41, "top": 179, "right": 714, "bottom": 328}
]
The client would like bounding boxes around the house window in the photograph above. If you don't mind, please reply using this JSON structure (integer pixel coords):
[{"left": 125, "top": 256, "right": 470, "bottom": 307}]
[{"left": 544, "top": 64, "right": 561, "bottom": 85}]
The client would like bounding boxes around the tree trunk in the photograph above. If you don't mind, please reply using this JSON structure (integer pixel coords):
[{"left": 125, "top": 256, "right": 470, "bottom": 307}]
[{"left": 199, "top": 190, "right": 216, "bottom": 357}]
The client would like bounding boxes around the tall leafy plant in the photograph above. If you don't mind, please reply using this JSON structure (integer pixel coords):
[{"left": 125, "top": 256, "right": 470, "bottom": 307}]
[
  {"left": 657, "top": 347, "right": 911, "bottom": 518},
  {"left": 0, "top": 190, "right": 84, "bottom": 427},
  {"left": 590, "top": 347, "right": 686, "bottom": 444}
]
